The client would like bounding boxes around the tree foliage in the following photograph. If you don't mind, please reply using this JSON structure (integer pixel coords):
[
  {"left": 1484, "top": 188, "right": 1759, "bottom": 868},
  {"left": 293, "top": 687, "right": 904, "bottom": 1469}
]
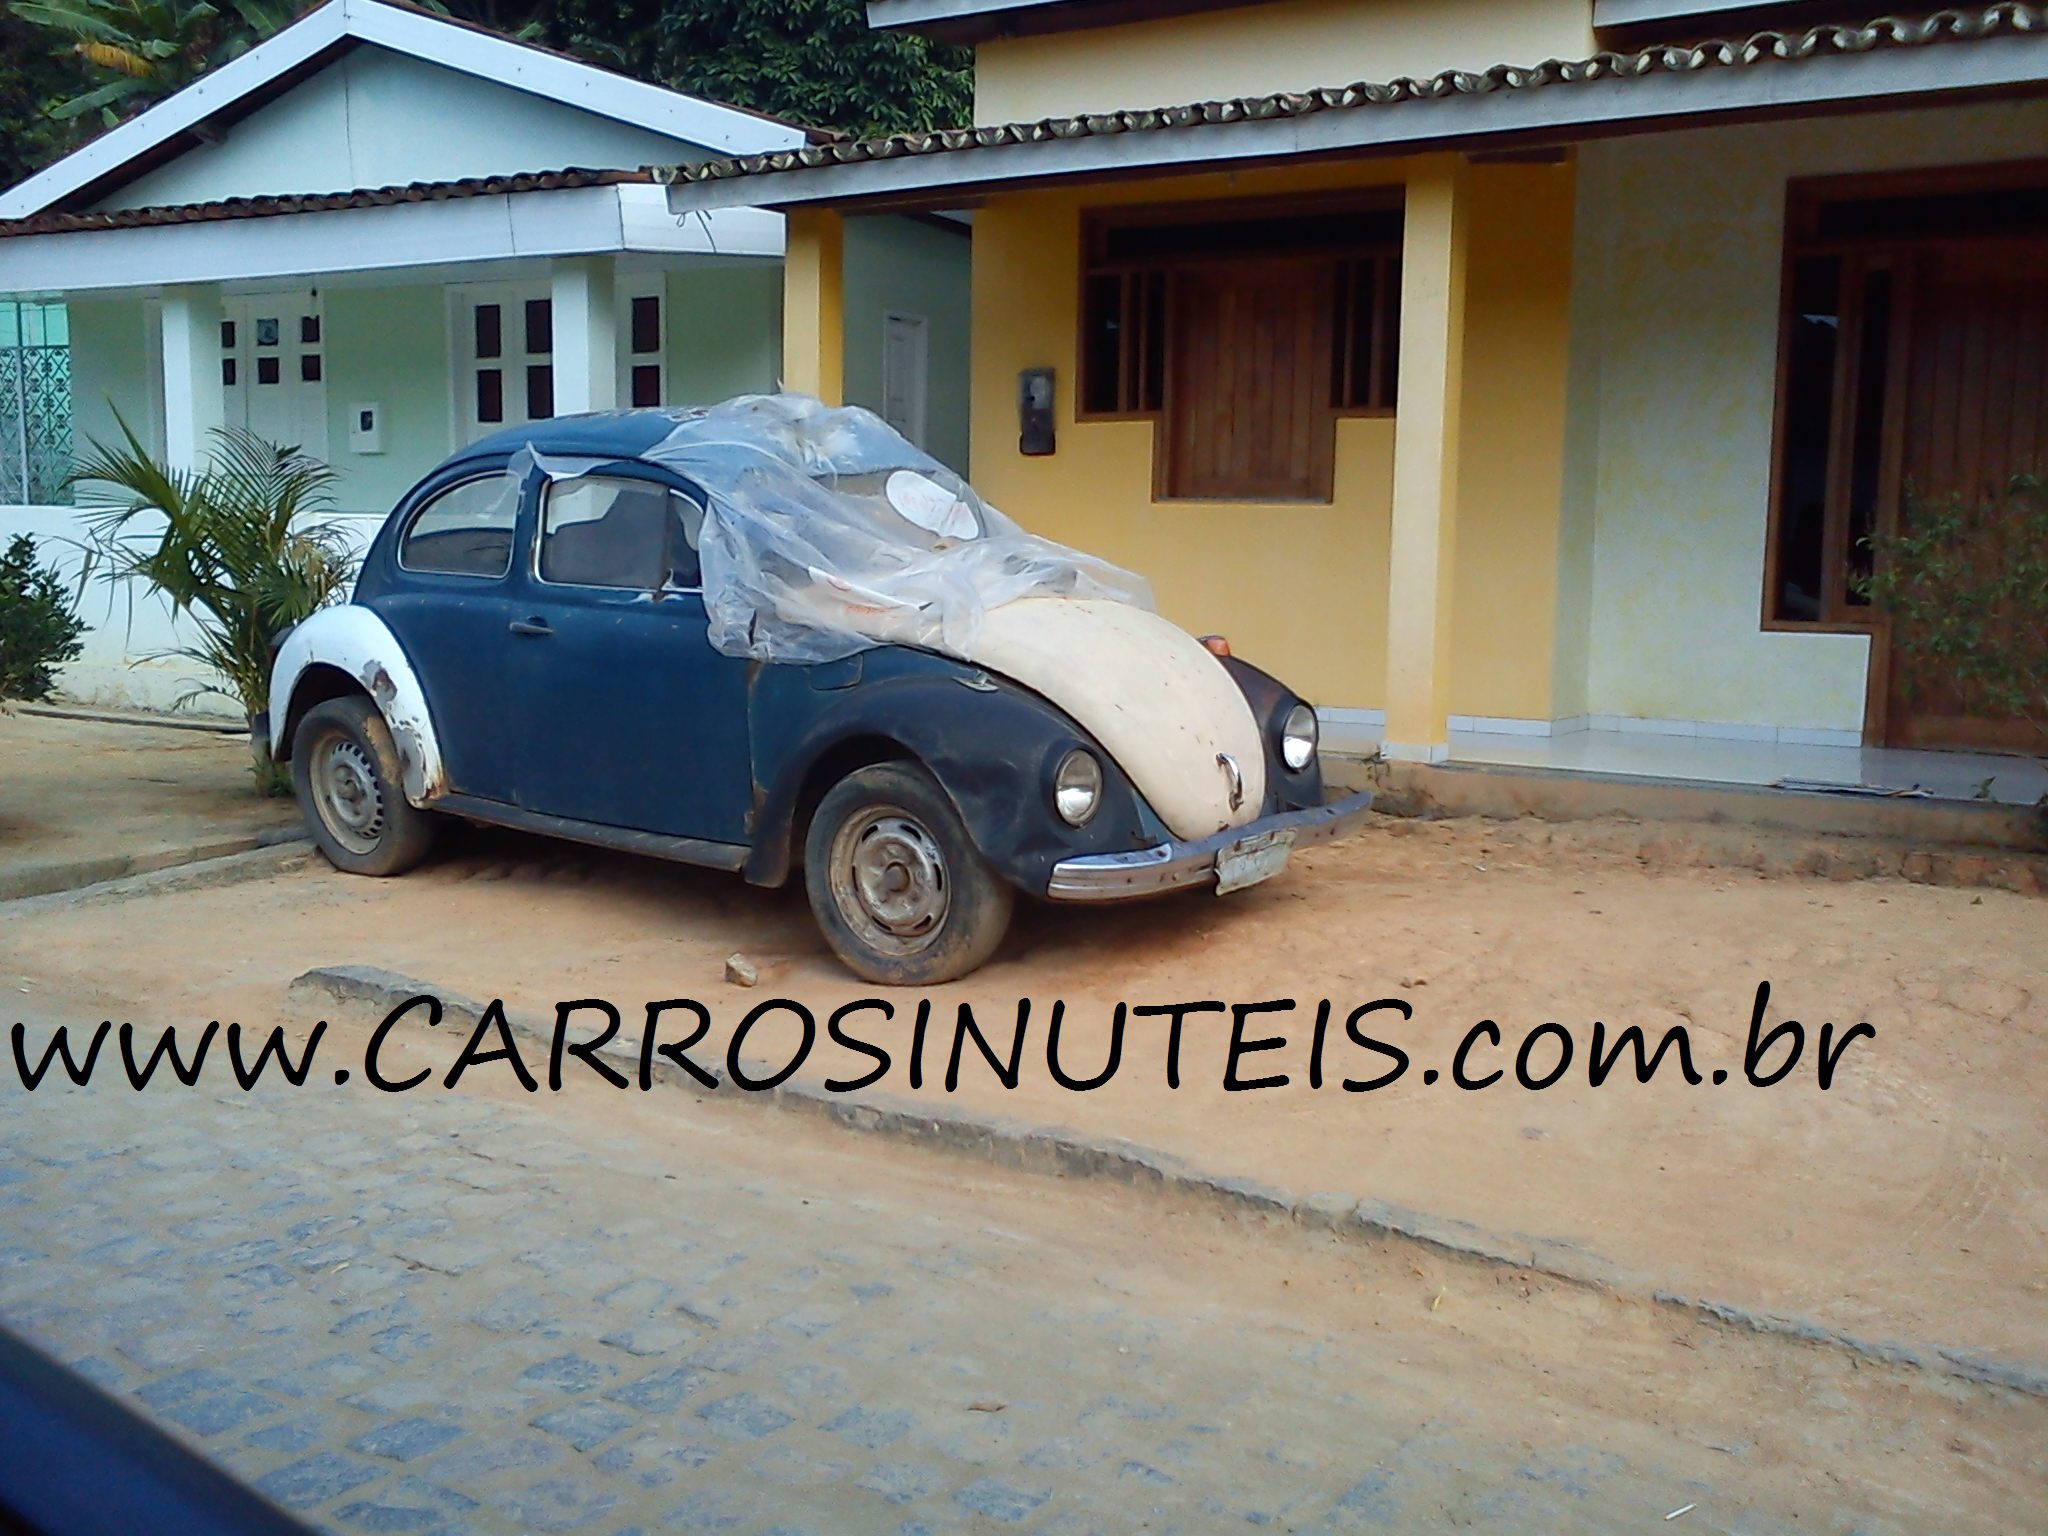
[
  {"left": 0, "top": 532, "right": 86, "bottom": 701},
  {"left": 6, "top": 0, "right": 295, "bottom": 126},
  {"left": 0, "top": 0, "right": 549, "bottom": 182},
  {"left": 549, "top": 0, "right": 973, "bottom": 139},
  {"left": 0, "top": 11, "right": 89, "bottom": 187}
]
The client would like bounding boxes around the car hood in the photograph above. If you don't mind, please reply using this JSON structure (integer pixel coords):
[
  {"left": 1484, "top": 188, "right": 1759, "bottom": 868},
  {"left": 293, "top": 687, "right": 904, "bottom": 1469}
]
[{"left": 967, "top": 598, "right": 1266, "bottom": 842}]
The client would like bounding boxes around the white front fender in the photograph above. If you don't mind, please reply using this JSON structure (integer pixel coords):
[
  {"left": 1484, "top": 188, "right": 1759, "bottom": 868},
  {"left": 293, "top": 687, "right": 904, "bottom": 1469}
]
[{"left": 269, "top": 605, "right": 447, "bottom": 806}]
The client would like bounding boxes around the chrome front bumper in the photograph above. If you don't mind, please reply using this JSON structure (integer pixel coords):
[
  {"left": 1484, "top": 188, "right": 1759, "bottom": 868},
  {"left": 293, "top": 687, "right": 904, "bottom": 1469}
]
[{"left": 1044, "top": 789, "right": 1375, "bottom": 902}]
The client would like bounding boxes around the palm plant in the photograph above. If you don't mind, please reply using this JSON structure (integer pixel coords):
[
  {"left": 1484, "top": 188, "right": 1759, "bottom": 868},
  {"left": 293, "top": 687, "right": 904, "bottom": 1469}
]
[
  {"left": 7, "top": 0, "right": 294, "bottom": 124},
  {"left": 72, "top": 414, "right": 355, "bottom": 734}
]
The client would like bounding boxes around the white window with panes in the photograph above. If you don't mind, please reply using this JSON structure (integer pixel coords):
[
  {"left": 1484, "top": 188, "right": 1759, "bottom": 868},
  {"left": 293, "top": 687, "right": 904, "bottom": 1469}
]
[{"left": 450, "top": 281, "right": 667, "bottom": 444}]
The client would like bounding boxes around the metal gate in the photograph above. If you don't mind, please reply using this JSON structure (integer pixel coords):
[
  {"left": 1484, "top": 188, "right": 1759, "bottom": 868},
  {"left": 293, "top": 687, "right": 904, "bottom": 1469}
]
[{"left": 0, "top": 300, "right": 72, "bottom": 505}]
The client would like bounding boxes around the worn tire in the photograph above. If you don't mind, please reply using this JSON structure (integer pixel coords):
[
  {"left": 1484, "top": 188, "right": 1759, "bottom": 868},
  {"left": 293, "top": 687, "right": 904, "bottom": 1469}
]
[
  {"left": 291, "top": 695, "right": 438, "bottom": 877},
  {"left": 804, "top": 762, "right": 1015, "bottom": 986}
]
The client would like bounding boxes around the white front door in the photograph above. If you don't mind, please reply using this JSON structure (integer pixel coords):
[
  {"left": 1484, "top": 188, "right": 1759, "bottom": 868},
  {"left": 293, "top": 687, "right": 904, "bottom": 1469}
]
[
  {"left": 881, "top": 311, "right": 929, "bottom": 449},
  {"left": 221, "top": 294, "right": 327, "bottom": 459}
]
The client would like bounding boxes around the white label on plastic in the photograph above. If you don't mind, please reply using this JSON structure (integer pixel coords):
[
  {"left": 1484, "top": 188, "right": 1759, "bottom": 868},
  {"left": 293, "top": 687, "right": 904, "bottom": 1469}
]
[{"left": 885, "top": 470, "right": 979, "bottom": 540}]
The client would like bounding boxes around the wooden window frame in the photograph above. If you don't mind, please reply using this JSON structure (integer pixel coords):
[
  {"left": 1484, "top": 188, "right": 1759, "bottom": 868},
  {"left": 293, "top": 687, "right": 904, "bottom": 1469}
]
[
  {"left": 1075, "top": 191, "right": 1403, "bottom": 503},
  {"left": 1329, "top": 251, "right": 1401, "bottom": 418},
  {"left": 1762, "top": 158, "right": 2048, "bottom": 635}
]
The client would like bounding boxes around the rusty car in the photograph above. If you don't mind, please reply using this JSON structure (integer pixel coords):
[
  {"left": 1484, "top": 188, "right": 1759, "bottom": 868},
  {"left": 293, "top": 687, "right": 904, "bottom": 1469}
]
[{"left": 267, "top": 398, "right": 1372, "bottom": 984}]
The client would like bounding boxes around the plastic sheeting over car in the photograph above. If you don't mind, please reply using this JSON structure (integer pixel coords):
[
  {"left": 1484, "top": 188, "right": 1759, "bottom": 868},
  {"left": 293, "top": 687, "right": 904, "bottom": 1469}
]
[{"left": 628, "top": 394, "right": 1153, "bottom": 664}]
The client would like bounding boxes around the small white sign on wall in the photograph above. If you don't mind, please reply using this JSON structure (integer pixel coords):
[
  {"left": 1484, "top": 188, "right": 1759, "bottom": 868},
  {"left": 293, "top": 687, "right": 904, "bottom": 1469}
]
[{"left": 349, "top": 402, "right": 383, "bottom": 454}]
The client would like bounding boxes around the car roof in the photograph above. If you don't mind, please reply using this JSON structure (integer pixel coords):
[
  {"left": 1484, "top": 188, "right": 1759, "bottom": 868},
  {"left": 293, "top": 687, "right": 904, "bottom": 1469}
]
[{"left": 447, "top": 410, "right": 684, "bottom": 470}]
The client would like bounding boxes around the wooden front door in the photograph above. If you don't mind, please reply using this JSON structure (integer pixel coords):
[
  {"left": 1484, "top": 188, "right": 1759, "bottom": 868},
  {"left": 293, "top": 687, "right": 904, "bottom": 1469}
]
[
  {"left": 1884, "top": 238, "right": 2048, "bottom": 750},
  {"left": 1161, "top": 261, "right": 1335, "bottom": 502}
]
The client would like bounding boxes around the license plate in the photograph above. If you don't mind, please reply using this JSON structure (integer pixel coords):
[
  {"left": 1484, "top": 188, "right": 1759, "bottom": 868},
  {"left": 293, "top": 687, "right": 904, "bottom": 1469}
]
[{"left": 1214, "top": 829, "right": 1295, "bottom": 895}]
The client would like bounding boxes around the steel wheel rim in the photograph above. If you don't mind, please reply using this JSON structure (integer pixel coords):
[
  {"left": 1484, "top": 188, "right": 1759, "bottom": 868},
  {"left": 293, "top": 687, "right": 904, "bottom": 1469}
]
[
  {"left": 313, "top": 735, "right": 386, "bottom": 856},
  {"left": 829, "top": 808, "right": 950, "bottom": 958}
]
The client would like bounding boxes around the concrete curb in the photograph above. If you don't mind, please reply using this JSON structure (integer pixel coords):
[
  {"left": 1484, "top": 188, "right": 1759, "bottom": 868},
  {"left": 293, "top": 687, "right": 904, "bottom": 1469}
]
[
  {"left": 0, "top": 831, "right": 307, "bottom": 913},
  {"left": 0, "top": 826, "right": 305, "bottom": 903},
  {"left": 16, "top": 702, "right": 246, "bottom": 735},
  {"left": 3, "top": 838, "right": 313, "bottom": 913},
  {"left": 288, "top": 963, "right": 2048, "bottom": 1403}
]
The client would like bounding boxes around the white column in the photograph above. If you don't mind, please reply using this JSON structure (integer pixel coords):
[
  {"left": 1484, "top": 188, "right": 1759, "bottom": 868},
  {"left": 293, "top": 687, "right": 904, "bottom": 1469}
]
[
  {"left": 159, "top": 286, "right": 225, "bottom": 470},
  {"left": 550, "top": 257, "right": 618, "bottom": 415}
]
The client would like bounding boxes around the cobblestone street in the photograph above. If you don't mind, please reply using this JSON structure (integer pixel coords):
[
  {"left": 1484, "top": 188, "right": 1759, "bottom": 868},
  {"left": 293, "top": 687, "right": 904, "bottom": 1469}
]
[{"left": 4, "top": 987, "right": 2044, "bottom": 1535}]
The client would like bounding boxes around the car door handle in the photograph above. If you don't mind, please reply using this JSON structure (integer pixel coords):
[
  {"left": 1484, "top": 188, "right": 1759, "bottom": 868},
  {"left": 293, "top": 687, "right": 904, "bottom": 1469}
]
[{"left": 508, "top": 618, "right": 553, "bottom": 638}]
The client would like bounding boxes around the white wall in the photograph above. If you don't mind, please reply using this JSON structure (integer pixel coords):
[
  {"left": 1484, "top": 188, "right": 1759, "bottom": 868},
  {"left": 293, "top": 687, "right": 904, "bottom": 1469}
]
[
  {"left": 844, "top": 215, "right": 973, "bottom": 476},
  {"left": 1565, "top": 96, "right": 2048, "bottom": 733},
  {"left": 662, "top": 264, "right": 783, "bottom": 406},
  {"left": 106, "top": 49, "right": 711, "bottom": 211}
]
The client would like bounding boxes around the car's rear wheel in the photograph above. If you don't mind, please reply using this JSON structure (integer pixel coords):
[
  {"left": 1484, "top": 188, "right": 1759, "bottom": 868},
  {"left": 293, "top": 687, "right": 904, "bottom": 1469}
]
[
  {"left": 292, "top": 696, "right": 438, "bottom": 877},
  {"left": 804, "top": 762, "right": 1014, "bottom": 986}
]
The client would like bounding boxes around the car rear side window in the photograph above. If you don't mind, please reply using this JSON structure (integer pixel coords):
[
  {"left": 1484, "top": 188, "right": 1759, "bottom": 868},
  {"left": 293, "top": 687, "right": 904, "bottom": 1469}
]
[
  {"left": 539, "top": 478, "right": 705, "bottom": 591},
  {"left": 399, "top": 473, "right": 520, "bottom": 578}
]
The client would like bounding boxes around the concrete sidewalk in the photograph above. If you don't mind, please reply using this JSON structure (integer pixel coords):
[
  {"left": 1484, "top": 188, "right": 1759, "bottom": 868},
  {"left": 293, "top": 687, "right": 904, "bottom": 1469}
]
[{"left": 0, "top": 707, "right": 300, "bottom": 900}]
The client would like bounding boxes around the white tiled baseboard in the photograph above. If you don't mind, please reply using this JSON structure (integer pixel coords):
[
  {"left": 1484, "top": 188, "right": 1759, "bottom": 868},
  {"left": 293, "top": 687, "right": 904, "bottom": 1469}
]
[
  {"left": 1584, "top": 715, "right": 1863, "bottom": 748},
  {"left": 1381, "top": 741, "right": 1451, "bottom": 764},
  {"left": 1315, "top": 707, "right": 1385, "bottom": 756},
  {"left": 1314, "top": 706, "right": 1862, "bottom": 751},
  {"left": 1448, "top": 714, "right": 1563, "bottom": 737}
]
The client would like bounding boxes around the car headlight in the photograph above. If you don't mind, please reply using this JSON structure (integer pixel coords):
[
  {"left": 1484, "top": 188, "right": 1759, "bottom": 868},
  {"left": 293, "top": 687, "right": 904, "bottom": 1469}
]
[
  {"left": 1280, "top": 703, "right": 1318, "bottom": 771},
  {"left": 1053, "top": 748, "right": 1103, "bottom": 826}
]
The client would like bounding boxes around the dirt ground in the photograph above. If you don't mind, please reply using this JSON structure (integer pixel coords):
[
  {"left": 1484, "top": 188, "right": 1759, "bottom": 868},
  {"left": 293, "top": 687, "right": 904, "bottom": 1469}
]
[
  {"left": 4, "top": 800, "right": 2043, "bottom": 1385},
  {"left": 0, "top": 707, "right": 296, "bottom": 897}
]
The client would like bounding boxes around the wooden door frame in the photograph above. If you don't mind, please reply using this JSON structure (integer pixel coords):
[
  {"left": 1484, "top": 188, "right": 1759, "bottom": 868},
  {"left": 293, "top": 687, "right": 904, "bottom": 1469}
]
[
  {"left": 1870, "top": 235, "right": 2048, "bottom": 751},
  {"left": 1766, "top": 159, "right": 2048, "bottom": 746},
  {"left": 1861, "top": 252, "right": 1917, "bottom": 746}
]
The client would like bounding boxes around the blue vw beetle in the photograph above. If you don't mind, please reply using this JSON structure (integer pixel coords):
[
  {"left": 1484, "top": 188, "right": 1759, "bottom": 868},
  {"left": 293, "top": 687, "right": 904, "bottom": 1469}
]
[{"left": 269, "top": 399, "right": 1372, "bottom": 984}]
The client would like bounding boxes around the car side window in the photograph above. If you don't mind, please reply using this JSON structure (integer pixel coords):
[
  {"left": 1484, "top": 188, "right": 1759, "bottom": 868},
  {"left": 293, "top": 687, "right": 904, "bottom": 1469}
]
[
  {"left": 540, "top": 477, "right": 704, "bottom": 591},
  {"left": 399, "top": 473, "right": 520, "bottom": 578}
]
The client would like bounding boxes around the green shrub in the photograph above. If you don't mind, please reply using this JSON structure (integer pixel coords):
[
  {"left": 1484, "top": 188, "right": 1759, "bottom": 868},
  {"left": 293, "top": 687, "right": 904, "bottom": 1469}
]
[
  {"left": 1857, "top": 473, "right": 2048, "bottom": 755},
  {"left": 0, "top": 531, "right": 85, "bottom": 701}
]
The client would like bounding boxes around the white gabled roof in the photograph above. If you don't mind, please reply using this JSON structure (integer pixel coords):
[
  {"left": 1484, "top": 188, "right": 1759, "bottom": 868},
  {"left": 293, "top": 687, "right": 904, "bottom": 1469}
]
[{"left": 0, "top": 0, "right": 811, "bottom": 222}]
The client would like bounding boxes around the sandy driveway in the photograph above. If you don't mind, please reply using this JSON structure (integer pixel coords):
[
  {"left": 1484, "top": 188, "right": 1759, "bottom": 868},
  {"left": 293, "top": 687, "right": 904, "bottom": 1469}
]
[
  {"left": 0, "top": 708, "right": 297, "bottom": 897},
  {"left": 4, "top": 811, "right": 2044, "bottom": 1378}
]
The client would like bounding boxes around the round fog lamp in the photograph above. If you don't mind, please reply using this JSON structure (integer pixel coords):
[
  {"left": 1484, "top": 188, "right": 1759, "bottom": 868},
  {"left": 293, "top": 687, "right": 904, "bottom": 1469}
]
[
  {"left": 1054, "top": 749, "right": 1103, "bottom": 826},
  {"left": 1280, "top": 704, "right": 1318, "bottom": 771}
]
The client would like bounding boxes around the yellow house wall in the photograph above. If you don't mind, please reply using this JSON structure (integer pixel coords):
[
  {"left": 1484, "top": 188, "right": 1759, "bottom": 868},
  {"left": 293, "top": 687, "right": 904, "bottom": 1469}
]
[
  {"left": 1447, "top": 159, "right": 1576, "bottom": 723},
  {"left": 968, "top": 163, "right": 1402, "bottom": 709},
  {"left": 974, "top": 0, "right": 1593, "bottom": 124},
  {"left": 1570, "top": 96, "right": 2048, "bottom": 731},
  {"left": 967, "top": 156, "right": 1578, "bottom": 719}
]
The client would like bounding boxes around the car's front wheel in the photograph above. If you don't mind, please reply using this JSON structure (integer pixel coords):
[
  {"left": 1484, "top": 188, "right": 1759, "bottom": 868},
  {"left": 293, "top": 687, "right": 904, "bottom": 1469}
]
[
  {"left": 292, "top": 696, "right": 438, "bottom": 877},
  {"left": 804, "top": 762, "right": 1014, "bottom": 986}
]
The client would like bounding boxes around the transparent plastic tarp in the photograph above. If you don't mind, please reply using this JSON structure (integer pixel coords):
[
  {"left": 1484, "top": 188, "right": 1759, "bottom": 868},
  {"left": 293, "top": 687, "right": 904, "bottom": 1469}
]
[{"left": 622, "top": 395, "right": 1154, "bottom": 664}]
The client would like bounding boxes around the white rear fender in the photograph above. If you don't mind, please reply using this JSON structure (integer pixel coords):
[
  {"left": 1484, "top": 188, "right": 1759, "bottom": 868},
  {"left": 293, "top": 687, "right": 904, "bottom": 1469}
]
[{"left": 269, "top": 606, "right": 445, "bottom": 806}]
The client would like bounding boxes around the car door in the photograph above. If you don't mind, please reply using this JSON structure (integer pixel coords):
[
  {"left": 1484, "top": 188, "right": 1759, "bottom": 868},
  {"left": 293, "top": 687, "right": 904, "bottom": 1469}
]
[
  {"left": 509, "top": 470, "right": 755, "bottom": 845},
  {"left": 368, "top": 466, "right": 533, "bottom": 806}
]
